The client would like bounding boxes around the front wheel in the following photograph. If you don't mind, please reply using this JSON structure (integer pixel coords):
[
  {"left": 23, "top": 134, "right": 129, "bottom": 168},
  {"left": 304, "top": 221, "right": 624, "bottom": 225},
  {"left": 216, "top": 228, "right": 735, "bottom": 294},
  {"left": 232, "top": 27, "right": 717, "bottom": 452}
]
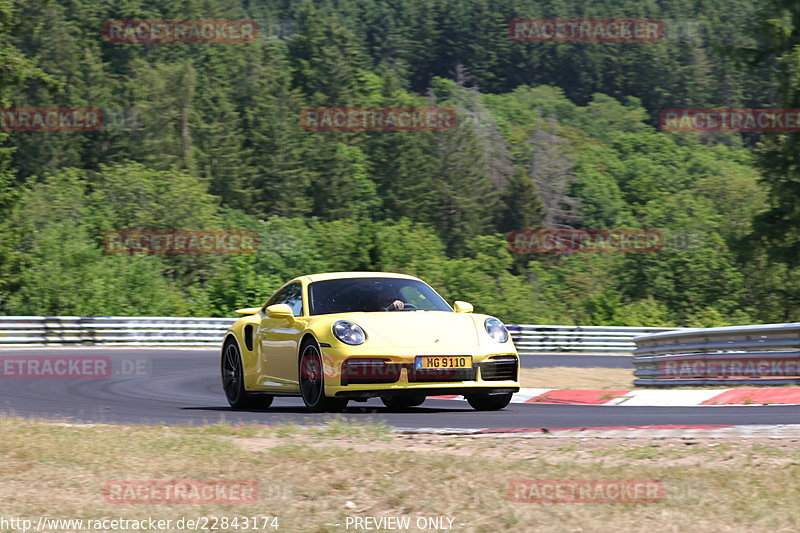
[
  {"left": 299, "top": 340, "right": 348, "bottom": 412},
  {"left": 466, "top": 392, "right": 513, "bottom": 411},
  {"left": 222, "top": 341, "right": 272, "bottom": 410}
]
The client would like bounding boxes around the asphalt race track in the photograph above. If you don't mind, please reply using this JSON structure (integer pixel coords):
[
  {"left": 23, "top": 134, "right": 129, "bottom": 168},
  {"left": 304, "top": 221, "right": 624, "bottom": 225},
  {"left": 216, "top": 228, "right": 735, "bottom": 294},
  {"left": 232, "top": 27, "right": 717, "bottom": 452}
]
[{"left": 0, "top": 348, "right": 798, "bottom": 430}]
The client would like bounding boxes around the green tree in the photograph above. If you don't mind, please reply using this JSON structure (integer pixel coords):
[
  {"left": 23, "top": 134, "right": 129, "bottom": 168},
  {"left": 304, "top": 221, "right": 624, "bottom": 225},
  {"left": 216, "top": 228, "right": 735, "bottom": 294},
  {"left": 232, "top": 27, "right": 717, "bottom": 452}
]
[
  {"left": 3, "top": 168, "right": 187, "bottom": 315},
  {"left": 743, "top": 1, "right": 800, "bottom": 266}
]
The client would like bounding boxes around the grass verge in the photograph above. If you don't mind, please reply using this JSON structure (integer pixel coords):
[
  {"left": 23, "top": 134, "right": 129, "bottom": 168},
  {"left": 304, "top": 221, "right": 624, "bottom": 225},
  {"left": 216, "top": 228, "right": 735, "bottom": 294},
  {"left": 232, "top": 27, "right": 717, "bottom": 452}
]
[{"left": 1, "top": 417, "right": 799, "bottom": 532}]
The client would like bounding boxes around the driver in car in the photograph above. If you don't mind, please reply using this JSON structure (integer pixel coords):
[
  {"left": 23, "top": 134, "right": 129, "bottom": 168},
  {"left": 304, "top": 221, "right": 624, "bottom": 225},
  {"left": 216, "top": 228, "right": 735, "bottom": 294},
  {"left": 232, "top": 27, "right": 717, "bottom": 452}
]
[{"left": 376, "top": 287, "right": 405, "bottom": 311}]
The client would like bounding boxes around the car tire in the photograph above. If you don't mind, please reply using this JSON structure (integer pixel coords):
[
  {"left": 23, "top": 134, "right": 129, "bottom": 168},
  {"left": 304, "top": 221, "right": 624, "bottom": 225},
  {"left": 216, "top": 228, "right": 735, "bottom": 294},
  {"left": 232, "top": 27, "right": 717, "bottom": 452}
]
[
  {"left": 466, "top": 392, "right": 513, "bottom": 411},
  {"left": 222, "top": 341, "right": 272, "bottom": 410},
  {"left": 299, "top": 339, "right": 348, "bottom": 412},
  {"left": 381, "top": 395, "right": 426, "bottom": 409}
]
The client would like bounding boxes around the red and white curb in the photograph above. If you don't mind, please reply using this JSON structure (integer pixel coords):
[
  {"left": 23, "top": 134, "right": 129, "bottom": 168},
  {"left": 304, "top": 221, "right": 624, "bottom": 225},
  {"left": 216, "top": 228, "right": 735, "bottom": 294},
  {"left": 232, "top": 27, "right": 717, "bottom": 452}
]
[{"left": 431, "top": 388, "right": 800, "bottom": 406}]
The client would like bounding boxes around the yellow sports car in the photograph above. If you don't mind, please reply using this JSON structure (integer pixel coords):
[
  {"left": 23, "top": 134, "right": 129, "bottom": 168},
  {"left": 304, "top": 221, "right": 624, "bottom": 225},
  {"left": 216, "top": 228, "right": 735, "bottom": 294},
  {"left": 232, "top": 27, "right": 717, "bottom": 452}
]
[{"left": 221, "top": 272, "right": 520, "bottom": 412}]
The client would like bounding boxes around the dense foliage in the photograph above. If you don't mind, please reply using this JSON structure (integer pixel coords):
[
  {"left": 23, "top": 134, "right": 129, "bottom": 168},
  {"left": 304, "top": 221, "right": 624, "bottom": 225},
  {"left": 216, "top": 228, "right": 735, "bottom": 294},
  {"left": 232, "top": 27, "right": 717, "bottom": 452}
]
[{"left": 0, "top": 0, "right": 797, "bottom": 326}]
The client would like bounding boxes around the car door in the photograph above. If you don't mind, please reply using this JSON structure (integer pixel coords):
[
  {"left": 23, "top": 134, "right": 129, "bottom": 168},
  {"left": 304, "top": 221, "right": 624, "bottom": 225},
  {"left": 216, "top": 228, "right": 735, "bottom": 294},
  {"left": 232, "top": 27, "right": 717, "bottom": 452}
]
[{"left": 256, "top": 282, "right": 305, "bottom": 392}]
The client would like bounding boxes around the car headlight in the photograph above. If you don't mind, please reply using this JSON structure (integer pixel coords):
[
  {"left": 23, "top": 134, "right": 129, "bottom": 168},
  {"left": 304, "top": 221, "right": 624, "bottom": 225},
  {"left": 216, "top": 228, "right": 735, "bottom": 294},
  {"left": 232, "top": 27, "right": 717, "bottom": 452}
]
[
  {"left": 484, "top": 318, "right": 509, "bottom": 343},
  {"left": 333, "top": 320, "right": 367, "bottom": 345}
]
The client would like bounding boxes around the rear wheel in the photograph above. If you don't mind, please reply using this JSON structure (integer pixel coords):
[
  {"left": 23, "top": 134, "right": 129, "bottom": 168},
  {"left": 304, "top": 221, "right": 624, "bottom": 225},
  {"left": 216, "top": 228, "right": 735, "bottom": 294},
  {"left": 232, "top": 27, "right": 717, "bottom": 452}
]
[
  {"left": 222, "top": 341, "right": 272, "bottom": 410},
  {"left": 381, "top": 395, "right": 426, "bottom": 409},
  {"left": 466, "top": 392, "right": 513, "bottom": 411},
  {"left": 299, "top": 339, "right": 348, "bottom": 412}
]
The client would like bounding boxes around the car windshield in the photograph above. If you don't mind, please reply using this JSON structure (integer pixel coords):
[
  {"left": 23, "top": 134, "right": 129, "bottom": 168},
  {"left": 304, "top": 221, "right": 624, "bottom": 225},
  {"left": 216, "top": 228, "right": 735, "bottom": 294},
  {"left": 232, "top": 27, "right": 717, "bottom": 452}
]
[{"left": 308, "top": 277, "right": 452, "bottom": 315}]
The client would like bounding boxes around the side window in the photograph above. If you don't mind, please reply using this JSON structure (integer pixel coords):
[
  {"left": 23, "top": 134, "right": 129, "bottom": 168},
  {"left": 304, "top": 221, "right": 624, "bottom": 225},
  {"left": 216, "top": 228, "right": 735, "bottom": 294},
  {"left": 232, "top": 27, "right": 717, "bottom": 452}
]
[
  {"left": 266, "top": 282, "right": 303, "bottom": 316},
  {"left": 282, "top": 283, "right": 303, "bottom": 316},
  {"left": 264, "top": 289, "right": 284, "bottom": 309}
]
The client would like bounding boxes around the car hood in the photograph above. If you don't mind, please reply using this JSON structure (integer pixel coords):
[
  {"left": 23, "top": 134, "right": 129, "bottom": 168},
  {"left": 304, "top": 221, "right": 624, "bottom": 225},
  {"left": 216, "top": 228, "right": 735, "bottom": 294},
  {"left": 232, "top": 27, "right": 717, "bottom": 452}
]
[{"left": 343, "top": 311, "right": 480, "bottom": 348}]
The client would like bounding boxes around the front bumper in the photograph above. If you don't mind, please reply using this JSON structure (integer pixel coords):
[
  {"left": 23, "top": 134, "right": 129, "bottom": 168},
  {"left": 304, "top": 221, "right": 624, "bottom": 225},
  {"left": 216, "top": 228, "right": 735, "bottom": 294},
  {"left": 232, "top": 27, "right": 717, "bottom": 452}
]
[
  {"left": 322, "top": 352, "right": 520, "bottom": 398},
  {"left": 335, "top": 387, "right": 519, "bottom": 399}
]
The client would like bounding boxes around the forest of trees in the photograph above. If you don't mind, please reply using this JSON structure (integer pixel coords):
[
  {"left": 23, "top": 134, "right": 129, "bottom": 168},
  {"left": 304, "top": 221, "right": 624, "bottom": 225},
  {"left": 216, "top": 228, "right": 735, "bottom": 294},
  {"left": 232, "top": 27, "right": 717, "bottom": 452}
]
[{"left": 0, "top": 0, "right": 799, "bottom": 327}]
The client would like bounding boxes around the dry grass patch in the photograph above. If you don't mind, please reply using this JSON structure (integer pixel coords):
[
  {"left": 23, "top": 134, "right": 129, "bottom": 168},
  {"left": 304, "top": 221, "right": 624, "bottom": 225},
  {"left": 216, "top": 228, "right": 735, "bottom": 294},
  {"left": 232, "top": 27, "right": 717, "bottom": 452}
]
[
  {"left": 1, "top": 417, "right": 800, "bottom": 532},
  {"left": 519, "top": 366, "right": 634, "bottom": 389}
]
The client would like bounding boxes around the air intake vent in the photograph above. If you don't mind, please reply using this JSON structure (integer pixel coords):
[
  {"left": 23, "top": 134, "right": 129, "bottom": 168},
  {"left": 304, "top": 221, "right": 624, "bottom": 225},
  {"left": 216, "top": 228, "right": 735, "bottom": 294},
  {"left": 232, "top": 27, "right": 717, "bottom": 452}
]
[
  {"left": 480, "top": 356, "right": 518, "bottom": 381},
  {"left": 341, "top": 359, "right": 401, "bottom": 385},
  {"left": 244, "top": 325, "right": 254, "bottom": 351}
]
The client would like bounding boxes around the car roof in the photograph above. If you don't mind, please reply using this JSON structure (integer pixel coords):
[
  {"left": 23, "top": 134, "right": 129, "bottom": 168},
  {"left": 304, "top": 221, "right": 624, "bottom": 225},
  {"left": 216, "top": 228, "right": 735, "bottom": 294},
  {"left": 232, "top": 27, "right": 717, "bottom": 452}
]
[{"left": 296, "top": 272, "right": 422, "bottom": 283}]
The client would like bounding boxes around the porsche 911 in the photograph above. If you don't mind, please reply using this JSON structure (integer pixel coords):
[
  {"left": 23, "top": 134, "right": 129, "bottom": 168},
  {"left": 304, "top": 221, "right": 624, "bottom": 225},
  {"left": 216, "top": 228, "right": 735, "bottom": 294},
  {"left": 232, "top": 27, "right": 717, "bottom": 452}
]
[{"left": 221, "top": 272, "right": 520, "bottom": 411}]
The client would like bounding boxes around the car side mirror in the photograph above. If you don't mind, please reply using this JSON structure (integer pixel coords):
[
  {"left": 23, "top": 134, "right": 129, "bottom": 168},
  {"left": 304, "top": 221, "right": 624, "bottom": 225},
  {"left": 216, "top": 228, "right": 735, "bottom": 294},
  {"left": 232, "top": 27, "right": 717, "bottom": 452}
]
[
  {"left": 265, "top": 303, "right": 294, "bottom": 318},
  {"left": 453, "top": 301, "right": 473, "bottom": 313}
]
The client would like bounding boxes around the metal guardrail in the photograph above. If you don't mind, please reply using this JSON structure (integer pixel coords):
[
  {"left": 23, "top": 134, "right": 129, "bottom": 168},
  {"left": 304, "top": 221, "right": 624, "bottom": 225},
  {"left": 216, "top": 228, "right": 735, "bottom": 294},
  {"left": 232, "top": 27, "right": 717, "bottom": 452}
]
[
  {"left": 0, "top": 316, "right": 236, "bottom": 347},
  {"left": 633, "top": 323, "right": 800, "bottom": 386},
  {"left": 508, "top": 324, "right": 679, "bottom": 354},
  {"left": 0, "top": 316, "right": 678, "bottom": 354}
]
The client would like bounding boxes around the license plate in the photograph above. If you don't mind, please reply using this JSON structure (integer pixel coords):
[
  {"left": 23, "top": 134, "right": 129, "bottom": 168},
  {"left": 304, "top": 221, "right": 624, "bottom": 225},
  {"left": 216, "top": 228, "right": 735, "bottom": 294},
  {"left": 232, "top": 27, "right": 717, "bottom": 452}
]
[{"left": 415, "top": 356, "right": 472, "bottom": 370}]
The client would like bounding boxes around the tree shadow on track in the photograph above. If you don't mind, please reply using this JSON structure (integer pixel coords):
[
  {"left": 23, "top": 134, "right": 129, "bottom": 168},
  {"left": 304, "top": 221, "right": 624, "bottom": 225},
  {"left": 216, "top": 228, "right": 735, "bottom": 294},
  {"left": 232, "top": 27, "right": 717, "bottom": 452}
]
[{"left": 180, "top": 405, "right": 470, "bottom": 414}]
